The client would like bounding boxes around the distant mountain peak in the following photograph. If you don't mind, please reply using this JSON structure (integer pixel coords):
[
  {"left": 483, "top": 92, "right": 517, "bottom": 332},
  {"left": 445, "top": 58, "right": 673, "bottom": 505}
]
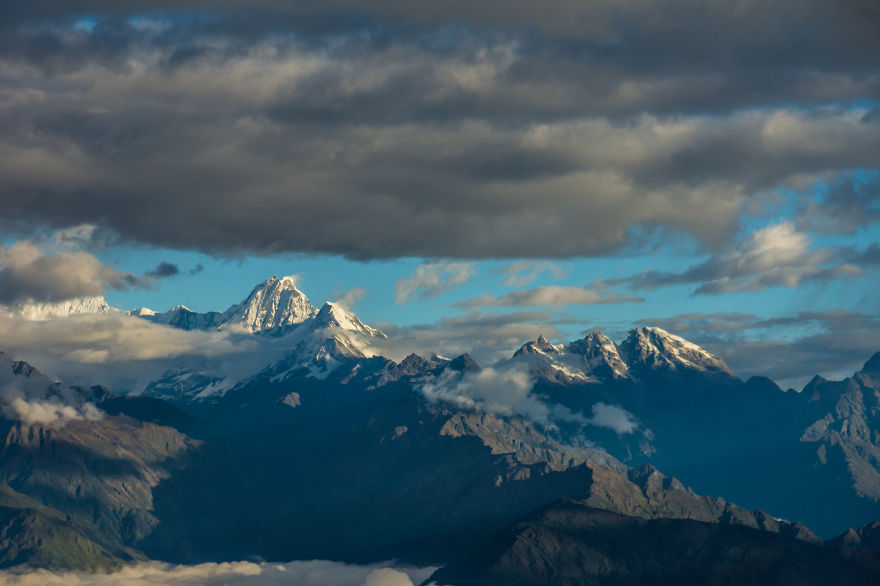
[
  {"left": 134, "top": 275, "right": 388, "bottom": 339},
  {"left": 137, "top": 274, "right": 318, "bottom": 334},
  {"left": 509, "top": 326, "right": 736, "bottom": 384},
  {"left": 861, "top": 352, "right": 880, "bottom": 374},
  {"left": 225, "top": 274, "right": 317, "bottom": 333},
  {"left": 313, "top": 302, "right": 386, "bottom": 339},
  {"left": 619, "top": 326, "right": 736, "bottom": 379},
  {"left": 7, "top": 296, "right": 111, "bottom": 320},
  {"left": 513, "top": 334, "right": 565, "bottom": 357},
  {"left": 567, "top": 331, "right": 630, "bottom": 380},
  {"left": 445, "top": 353, "right": 480, "bottom": 372}
]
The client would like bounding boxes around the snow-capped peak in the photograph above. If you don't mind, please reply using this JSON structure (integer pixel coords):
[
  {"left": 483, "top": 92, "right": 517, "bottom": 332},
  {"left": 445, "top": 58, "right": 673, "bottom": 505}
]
[
  {"left": 224, "top": 275, "right": 318, "bottom": 334},
  {"left": 313, "top": 302, "right": 387, "bottom": 339},
  {"left": 567, "top": 332, "right": 630, "bottom": 379},
  {"left": 619, "top": 326, "right": 735, "bottom": 377},
  {"left": 7, "top": 296, "right": 112, "bottom": 320},
  {"left": 513, "top": 334, "right": 565, "bottom": 357}
]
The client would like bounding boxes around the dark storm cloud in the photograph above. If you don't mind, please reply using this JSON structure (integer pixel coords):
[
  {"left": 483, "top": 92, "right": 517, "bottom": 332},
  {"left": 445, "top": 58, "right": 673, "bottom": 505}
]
[
  {"left": 146, "top": 261, "right": 180, "bottom": 278},
  {"left": 3, "top": 1, "right": 880, "bottom": 65},
  {"left": 797, "top": 172, "right": 880, "bottom": 235},
  {"left": 0, "top": 2, "right": 878, "bottom": 259}
]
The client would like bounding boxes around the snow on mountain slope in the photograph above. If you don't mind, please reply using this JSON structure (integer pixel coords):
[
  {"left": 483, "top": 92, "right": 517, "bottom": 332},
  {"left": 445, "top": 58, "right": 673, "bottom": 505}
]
[
  {"left": 618, "top": 326, "right": 736, "bottom": 378},
  {"left": 145, "top": 305, "right": 226, "bottom": 331},
  {"left": 313, "top": 302, "right": 387, "bottom": 339},
  {"left": 262, "top": 302, "right": 387, "bottom": 383},
  {"left": 136, "top": 275, "right": 318, "bottom": 335},
  {"left": 513, "top": 334, "right": 565, "bottom": 357},
  {"left": 223, "top": 275, "right": 318, "bottom": 333},
  {"left": 511, "top": 327, "right": 735, "bottom": 384},
  {"left": 567, "top": 332, "right": 631, "bottom": 380},
  {"left": 4, "top": 296, "right": 112, "bottom": 320},
  {"left": 140, "top": 283, "right": 388, "bottom": 400},
  {"left": 511, "top": 335, "right": 595, "bottom": 384}
]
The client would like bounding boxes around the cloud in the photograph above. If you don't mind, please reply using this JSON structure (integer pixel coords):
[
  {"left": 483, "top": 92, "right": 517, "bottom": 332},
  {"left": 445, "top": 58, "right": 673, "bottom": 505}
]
[
  {"left": 0, "top": 312, "right": 276, "bottom": 394},
  {"left": 364, "top": 569, "right": 417, "bottom": 586},
  {"left": 334, "top": 287, "right": 365, "bottom": 310},
  {"left": 146, "top": 261, "right": 181, "bottom": 278},
  {"left": 3, "top": 1, "right": 880, "bottom": 72},
  {"left": 373, "top": 309, "right": 560, "bottom": 365},
  {"left": 1, "top": 396, "right": 102, "bottom": 426},
  {"left": 585, "top": 402, "right": 639, "bottom": 435},
  {"left": 845, "top": 243, "right": 880, "bottom": 266},
  {"left": 457, "top": 286, "right": 642, "bottom": 308},
  {"left": 0, "top": 361, "right": 103, "bottom": 426},
  {"left": 497, "top": 261, "right": 566, "bottom": 287},
  {"left": 797, "top": 171, "right": 880, "bottom": 235},
  {"left": 612, "top": 223, "right": 864, "bottom": 295},
  {"left": 0, "top": 13, "right": 876, "bottom": 260},
  {"left": 395, "top": 263, "right": 476, "bottom": 304},
  {"left": 419, "top": 365, "right": 585, "bottom": 426},
  {"left": 0, "top": 240, "right": 145, "bottom": 304},
  {"left": 0, "top": 560, "right": 434, "bottom": 586}
]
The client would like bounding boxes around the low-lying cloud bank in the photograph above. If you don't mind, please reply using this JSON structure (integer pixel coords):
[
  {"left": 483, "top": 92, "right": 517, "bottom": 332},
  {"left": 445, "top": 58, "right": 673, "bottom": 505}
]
[
  {"left": 0, "top": 312, "right": 281, "bottom": 395},
  {"left": 419, "top": 365, "right": 580, "bottom": 426},
  {"left": 418, "top": 365, "right": 641, "bottom": 435},
  {"left": 0, "top": 360, "right": 103, "bottom": 427},
  {"left": 0, "top": 241, "right": 146, "bottom": 306},
  {"left": 0, "top": 560, "right": 436, "bottom": 586}
]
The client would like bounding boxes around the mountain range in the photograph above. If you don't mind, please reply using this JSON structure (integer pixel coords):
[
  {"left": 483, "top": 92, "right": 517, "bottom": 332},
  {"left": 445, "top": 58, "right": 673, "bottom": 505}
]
[{"left": 2, "top": 275, "right": 880, "bottom": 584}]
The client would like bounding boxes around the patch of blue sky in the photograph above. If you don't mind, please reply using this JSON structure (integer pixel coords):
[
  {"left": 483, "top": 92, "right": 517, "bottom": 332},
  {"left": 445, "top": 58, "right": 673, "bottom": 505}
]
[
  {"left": 72, "top": 17, "right": 98, "bottom": 33},
  {"left": 94, "top": 191, "right": 877, "bottom": 348}
]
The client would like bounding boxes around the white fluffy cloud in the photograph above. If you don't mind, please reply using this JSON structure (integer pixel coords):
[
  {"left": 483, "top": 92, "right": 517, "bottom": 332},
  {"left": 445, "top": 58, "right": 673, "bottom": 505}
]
[
  {"left": 0, "top": 312, "right": 277, "bottom": 394},
  {"left": 1, "top": 396, "right": 103, "bottom": 426},
  {"left": 0, "top": 362, "right": 103, "bottom": 427},
  {"left": 419, "top": 365, "right": 585, "bottom": 426},
  {"left": 613, "top": 222, "right": 863, "bottom": 295},
  {"left": 585, "top": 402, "right": 639, "bottom": 435},
  {"left": 335, "top": 287, "right": 366, "bottom": 310},
  {"left": 0, "top": 241, "right": 144, "bottom": 305},
  {"left": 0, "top": 560, "right": 434, "bottom": 586}
]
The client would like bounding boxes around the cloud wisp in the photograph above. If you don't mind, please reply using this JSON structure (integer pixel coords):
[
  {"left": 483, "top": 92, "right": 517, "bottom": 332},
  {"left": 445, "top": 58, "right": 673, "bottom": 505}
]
[
  {"left": 497, "top": 261, "right": 567, "bottom": 287},
  {"left": 419, "top": 365, "right": 586, "bottom": 427},
  {"left": 457, "top": 285, "right": 642, "bottom": 308},
  {"left": 585, "top": 402, "right": 639, "bottom": 435},
  {"left": 608, "top": 223, "right": 865, "bottom": 296},
  {"left": 394, "top": 262, "right": 476, "bottom": 304}
]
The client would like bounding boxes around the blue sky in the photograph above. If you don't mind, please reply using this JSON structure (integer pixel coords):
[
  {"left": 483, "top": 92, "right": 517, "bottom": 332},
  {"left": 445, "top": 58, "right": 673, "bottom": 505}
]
[{"left": 1, "top": 3, "right": 879, "bottom": 388}]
